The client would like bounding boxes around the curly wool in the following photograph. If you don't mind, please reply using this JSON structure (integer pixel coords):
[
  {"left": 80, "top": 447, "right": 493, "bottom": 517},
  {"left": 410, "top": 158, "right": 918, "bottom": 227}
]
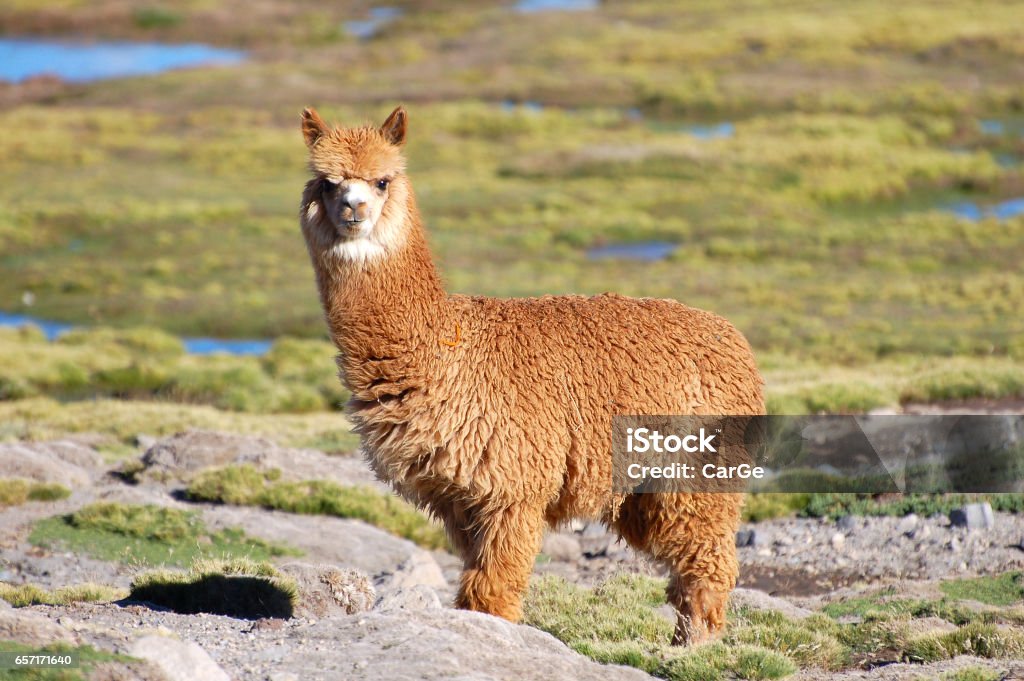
[{"left": 299, "top": 107, "right": 765, "bottom": 644}]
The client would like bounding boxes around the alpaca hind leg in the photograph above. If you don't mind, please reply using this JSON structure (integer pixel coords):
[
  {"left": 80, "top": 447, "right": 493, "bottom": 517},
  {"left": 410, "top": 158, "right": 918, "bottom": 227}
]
[
  {"left": 455, "top": 502, "right": 544, "bottom": 622},
  {"left": 612, "top": 492, "right": 741, "bottom": 645}
]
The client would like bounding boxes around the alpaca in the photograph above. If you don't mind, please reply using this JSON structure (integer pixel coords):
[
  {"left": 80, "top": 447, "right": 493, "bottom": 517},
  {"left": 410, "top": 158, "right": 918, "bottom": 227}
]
[{"left": 298, "top": 106, "right": 765, "bottom": 644}]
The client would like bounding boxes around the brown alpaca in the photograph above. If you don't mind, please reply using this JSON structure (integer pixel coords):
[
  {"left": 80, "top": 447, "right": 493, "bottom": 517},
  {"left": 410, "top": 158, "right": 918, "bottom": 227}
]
[{"left": 298, "top": 106, "right": 765, "bottom": 644}]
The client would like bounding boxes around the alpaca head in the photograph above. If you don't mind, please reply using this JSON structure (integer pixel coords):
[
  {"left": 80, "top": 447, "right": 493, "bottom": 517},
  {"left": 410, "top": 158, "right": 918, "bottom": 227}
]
[{"left": 301, "top": 106, "right": 410, "bottom": 264}]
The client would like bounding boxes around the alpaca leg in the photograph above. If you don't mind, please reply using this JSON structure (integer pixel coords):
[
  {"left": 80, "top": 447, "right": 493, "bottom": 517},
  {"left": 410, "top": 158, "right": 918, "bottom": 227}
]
[
  {"left": 455, "top": 502, "right": 544, "bottom": 622},
  {"left": 613, "top": 492, "right": 741, "bottom": 645}
]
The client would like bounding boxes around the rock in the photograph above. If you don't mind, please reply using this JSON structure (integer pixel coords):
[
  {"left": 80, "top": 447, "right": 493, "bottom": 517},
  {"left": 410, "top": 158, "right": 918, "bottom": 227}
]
[
  {"left": 130, "top": 635, "right": 230, "bottom": 681},
  {"left": 735, "top": 529, "right": 754, "bottom": 547},
  {"left": 580, "top": 522, "right": 611, "bottom": 558},
  {"left": 0, "top": 440, "right": 103, "bottom": 487},
  {"left": 830, "top": 532, "right": 845, "bottom": 549},
  {"left": 836, "top": 515, "right": 857, "bottom": 532},
  {"left": 0, "top": 605, "right": 79, "bottom": 647},
  {"left": 749, "top": 529, "right": 768, "bottom": 548},
  {"left": 139, "top": 429, "right": 380, "bottom": 487},
  {"left": 728, "top": 588, "right": 814, "bottom": 620},
  {"left": 374, "top": 584, "right": 442, "bottom": 613},
  {"left": 897, "top": 513, "right": 919, "bottom": 536},
  {"left": 297, "top": 606, "right": 653, "bottom": 680},
  {"left": 278, "top": 563, "right": 375, "bottom": 618},
  {"left": 907, "top": 524, "right": 931, "bottom": 540},
  {"left": 949, "top": 503, "right": 995, "bottom": 530},
  {"left": 382, "top": 550, "right": 449, "bottom": 592},
  {"left": 542, "top": 532, "right": 583, "bottom": 561},
  {"left": 201, "top": 506, "right": 444, "bottom": 596}
]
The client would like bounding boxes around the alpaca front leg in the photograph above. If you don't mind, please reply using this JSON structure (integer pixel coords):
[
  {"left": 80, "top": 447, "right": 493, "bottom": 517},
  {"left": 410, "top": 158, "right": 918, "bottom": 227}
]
[{"left": 455, "top": 503, "right": 544, "bottom": 622}]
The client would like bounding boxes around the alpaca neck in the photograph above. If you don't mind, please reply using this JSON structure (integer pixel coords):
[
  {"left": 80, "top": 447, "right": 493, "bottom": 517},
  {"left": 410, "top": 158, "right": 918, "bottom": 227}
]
[{"left": 311, "top": 196, "right": 447, "bottom": 367}]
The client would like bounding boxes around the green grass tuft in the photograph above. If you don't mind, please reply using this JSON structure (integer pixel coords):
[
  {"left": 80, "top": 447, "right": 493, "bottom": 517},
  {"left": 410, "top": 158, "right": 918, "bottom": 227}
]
[
  {"left": 941, "top": 666, "right": 1006, "bottom": 681},
  {"left": 129, "top": 557, "right": 297, "bottom": 619},
  {"left": 0, "top": 582, "right": 126, "bottom": 608},
  {"left": 28, "top": 502, "right": 299, "bottom": 567},
  {"left": 940, "top": 573, "right": 1024, "bottom": 607},
  {"left": 186, "top": 464, "right": 448, "bottom": 550},
  {"left": 0, "top": 479, "right": 70, "bottom": 507}
]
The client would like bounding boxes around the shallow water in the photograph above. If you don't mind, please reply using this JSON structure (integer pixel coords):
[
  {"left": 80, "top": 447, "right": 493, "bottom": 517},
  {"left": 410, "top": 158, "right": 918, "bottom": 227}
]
[
  {"left": 586, "top": 241, "right": 677, "bottom": 261},
  {"left": 0, "top": 311, "right": 272, "bottom": 356},
  {"left": 946, "top": 197, "right": 1024, "bottom": 221},
  {"left": 514, "top": 0, "right": 598, "bottom": 12},
  {"left": 979, "top": 118, "right": 1024, "bottom": 137},
  {"left": 682, "top": 122, "right": 735, "bottom": 140},
  {"left": 344, "top": 7, "right": 403, "bottom": 39},
  {"left": 499, "top": 99, "right": 545, "bottom": 113},
  {"left": 0, "top": 38, "right": 244, "bottom": 83}
]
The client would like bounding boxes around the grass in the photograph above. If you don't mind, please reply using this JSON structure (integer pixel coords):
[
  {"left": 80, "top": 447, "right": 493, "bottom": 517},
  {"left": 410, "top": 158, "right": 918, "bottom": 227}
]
[
  {"left": 0, "top": 3, "right": 1021, "bottom": 418},
  {"left": 941, "top": 667, "right": 1006, "bottom": 681},
  {"left": 0, "top": 640, "right": 137, "bottom": 681},
  {"left": 525, "top": 571, "right": 1024, "bottom": 680},
  {"left": 186, "top": 465, "right": 448, "bottom": 550},
  {"left": 0, "top": 479, "right": 70, "bottom": 507},
  {"left": 0, "top": 327, "right": 348, "bottom": 414},
  {"left": 0, "top": 582, "right": 126, "bottom": 608},
  {"left": 940, "top": 573, "right": 1024, "bottom": 607},
  {"left": 28, "top": 502, "right": 300, "bottom": 567},
  {"left": 128, "top": 557, "right": 297, "bottom": 619},
  {"left": 740, "top": 492, "right": 1024, "bottom": 523},
  {"left": 0, "top": 397, "right": 359, "bottom": 454},
  {"left": 3, "top": 326, "right": 1024, "bottom": 420}
]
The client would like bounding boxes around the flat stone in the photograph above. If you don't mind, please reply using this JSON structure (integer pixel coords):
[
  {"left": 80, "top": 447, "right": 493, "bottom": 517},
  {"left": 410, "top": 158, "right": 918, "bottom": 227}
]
[{"left": 130, "top": 635, "right": 230, "bottom": 681}]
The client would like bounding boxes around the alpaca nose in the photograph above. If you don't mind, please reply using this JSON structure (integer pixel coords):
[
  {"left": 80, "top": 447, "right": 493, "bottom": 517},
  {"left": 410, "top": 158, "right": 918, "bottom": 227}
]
[{"left": 342, "top": 196, "right": 369, "bottom": 223}]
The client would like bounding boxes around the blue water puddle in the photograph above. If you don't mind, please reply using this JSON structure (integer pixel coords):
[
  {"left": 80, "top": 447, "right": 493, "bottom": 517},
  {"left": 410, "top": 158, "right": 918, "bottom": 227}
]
[
  {"left": 682, "top": 122, "right": 735, "bottom": 140},
  {"left": 586, "top": 241, "right": 677, "bottom": 261},
  {"left": 0, "top": 311, "right": 272, "bottom": 356},
  {"left": 515, "top": 0, "right": 597, "bottom": 12},
  {"left": 946, "top": 197, "right": 1024, "bottom": 221},
  {"left": 979, "top": 120, "right": 1005, "bottom": 135},
  {"left": 500, "top": 99, "right": 545, "bottom": 113},
  {"left": 344, "top": 7, "right": 403, "bottom": 39},
  {"left": 0, "top": 38, "right": 244, "bottom": 83}
]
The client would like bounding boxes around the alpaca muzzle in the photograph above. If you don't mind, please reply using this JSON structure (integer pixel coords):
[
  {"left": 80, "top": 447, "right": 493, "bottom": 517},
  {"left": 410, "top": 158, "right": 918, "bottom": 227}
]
[{"left": 340, "top": 200, "right": 370, "bottom": 224}]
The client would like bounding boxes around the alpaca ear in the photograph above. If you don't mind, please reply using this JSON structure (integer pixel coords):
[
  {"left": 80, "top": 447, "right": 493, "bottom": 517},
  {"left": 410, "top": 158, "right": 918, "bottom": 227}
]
[
  {"left": 302, "top": 107, "right": 328, "bottom": 148},
  {"left": 380, "top": 106, "right": 407, "bottom": 146}
]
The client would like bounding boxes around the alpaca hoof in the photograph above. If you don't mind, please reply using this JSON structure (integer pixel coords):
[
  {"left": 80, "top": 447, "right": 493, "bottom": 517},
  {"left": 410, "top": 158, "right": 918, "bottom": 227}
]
[{"left": 669, "top": 583, "right": 728, "bottom": 646}]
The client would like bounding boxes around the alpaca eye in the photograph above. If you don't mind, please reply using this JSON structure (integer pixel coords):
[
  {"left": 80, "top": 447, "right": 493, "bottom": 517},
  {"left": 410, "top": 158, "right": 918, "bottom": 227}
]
[{"left": 376, "top": 178, "right": 390, "bottom": 191}]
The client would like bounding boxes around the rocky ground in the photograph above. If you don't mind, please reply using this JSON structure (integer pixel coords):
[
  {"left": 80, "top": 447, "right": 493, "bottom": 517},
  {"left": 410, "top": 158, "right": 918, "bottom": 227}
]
[{"left": 1, "top": 430, "right": 1023, "bottom": 680}]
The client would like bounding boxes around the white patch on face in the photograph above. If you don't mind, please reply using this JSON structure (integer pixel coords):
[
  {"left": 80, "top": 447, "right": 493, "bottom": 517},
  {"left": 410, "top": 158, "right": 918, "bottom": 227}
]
[
  {"left": 313, "top": 177, "right": 409, "bottom": 266},
  {"left": 305, "top": 202, "right": 320, "bottom": 220},
  {"left": 343, "top": 182, "right": 373, "bottom": 213},
  {"left": 330, "top": 238, "right": 388, "bottom": 264}
]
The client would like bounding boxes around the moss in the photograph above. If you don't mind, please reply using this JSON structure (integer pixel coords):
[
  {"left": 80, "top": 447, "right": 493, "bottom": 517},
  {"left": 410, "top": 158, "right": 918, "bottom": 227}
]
[
  {"left": 186, "top": 465, "right": 447, "bottom": 550},
  {"left": 28, "top": 502, "right": 300, "bottom": 567}
]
